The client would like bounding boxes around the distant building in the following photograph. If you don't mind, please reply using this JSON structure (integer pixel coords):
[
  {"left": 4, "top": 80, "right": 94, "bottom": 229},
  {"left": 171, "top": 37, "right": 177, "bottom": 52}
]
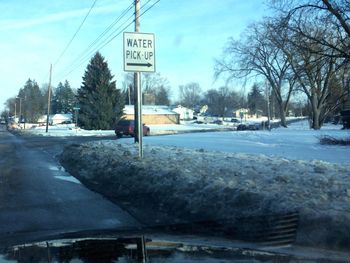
[
  {"left": 38, "top": 113, "right": 72, "bottom": 125},
  {"left": 52, "top": 113, "right": 73, "bottom": 125},
  {"left": 172, "top": 105, "right": 194, "bottom": 120},
  {"left": 233, "top": 108, "right": 264, "bottom": 120},
  {"left": 123, "top": 105, "right": 179, "bottom": 124},
  {"left": 37, "top": 115, "right": 52, "bottom": 124}
]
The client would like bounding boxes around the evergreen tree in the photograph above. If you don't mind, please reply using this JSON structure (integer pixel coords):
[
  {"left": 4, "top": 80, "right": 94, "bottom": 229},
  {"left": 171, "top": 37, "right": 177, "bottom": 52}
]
[
  {"left": 77, "top": 52, "right": 124, "bottom": 130},
  {"left": 247, "top": 84, "right": 266, "bottom": 115},
  {"left": 18, "top": 79, "right": 44, "bottom": 122},
  {"left": 52, "top": 80, "right": 77, "bottom": 114}
]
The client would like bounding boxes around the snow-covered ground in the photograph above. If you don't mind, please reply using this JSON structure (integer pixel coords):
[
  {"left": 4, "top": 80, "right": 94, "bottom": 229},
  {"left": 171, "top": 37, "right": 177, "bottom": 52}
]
[
  {"left": 124, "top": 121, "right": 350, "bottom": 165},
  {"left": 22, "top": 120, "right": 350, "bottom": 164},
  {"left": 59, "top": 119, "right": 350, "bottom": 250},
  {"left": 23, "top": 123, "right": 117, "bottom": 136},
  {"left": 23, "top": 120, "right": 238, "bottom": 137},
  {"left": 19, "top": 117, "right": 302, "bottom": 137}
]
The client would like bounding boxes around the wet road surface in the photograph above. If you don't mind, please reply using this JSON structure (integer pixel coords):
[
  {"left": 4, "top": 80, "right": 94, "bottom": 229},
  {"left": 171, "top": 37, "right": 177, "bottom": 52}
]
[{"left": 0, "top": 126, "right": 140, "bottom": 245}]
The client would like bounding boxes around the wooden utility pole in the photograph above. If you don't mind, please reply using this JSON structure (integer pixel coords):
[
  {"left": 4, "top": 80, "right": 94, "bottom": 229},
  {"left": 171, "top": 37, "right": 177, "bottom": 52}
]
[
  {"left": 46, "top": 64, "right": 52, "bottom": 133},
  {"left": 134, "top": 0, "right": 140, "bottom": 144}
]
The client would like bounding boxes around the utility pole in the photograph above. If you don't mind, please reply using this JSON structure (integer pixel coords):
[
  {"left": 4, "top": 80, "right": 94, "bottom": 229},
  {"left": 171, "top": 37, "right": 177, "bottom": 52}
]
[
  {"left": 134, "top": 0, "right": 140, "bottom": 144},
  {"left": 14, "top": 102, "right": 17, "bottom": 122},
  {"left": 46, "top": 64, "right": 52, "bottom": 133},
  {"left": 16, "top": 97, "right": 22, "bottom": 128}
]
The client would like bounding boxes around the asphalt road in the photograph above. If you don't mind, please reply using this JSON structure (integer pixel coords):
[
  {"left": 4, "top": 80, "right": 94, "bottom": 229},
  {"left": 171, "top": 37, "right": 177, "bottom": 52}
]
[{"left": 0, "top": 125, "right": 140, "bottom": 245}]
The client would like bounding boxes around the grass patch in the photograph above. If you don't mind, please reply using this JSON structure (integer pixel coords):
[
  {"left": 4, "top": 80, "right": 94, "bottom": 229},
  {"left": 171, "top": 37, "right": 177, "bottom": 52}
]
[{"left": 319, "top": 135, "right": 350, "bottom": 146}]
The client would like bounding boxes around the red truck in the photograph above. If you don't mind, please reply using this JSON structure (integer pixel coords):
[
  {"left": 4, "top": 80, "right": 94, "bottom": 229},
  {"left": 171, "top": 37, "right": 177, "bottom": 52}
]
[{"left": 114, "top": 120, "right": 150, "bottom": 138}]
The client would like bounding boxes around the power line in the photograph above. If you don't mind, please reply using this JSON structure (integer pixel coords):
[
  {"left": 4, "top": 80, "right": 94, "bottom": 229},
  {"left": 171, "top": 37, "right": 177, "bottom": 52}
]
[
  {"left": 59, "top": 0, "right": 160, "bottom": 80},
  {"left": 61, "top": 9, "right": 135, "bottom": 76},
  {"left": 99, "top": 0, "right": 158, "bottom": 50},
  {"left": 54, "top": 2, "right": 135, "bottom": 80},
  {"left": 53, "top": 0, "right": 98, "bottom": 67},
  {"left": 77, "top": 2, "right": 134, "bottom": 62}
]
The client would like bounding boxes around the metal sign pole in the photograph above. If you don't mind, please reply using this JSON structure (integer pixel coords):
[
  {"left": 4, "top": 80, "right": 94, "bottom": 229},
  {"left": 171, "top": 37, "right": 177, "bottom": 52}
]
[{"left": 137, "top": 72, "right": 143, "bottom": 158}]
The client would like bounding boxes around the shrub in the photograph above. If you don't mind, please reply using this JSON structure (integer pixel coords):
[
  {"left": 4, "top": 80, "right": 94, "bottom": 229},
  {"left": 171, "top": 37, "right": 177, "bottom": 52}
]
[{"left": 319, "top": 135, "right": 350, "bottom": 146}]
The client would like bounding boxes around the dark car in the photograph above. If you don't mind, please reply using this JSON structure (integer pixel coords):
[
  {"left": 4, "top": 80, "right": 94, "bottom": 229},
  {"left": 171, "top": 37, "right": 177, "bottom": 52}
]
[
  {"left": 248, "top": 123, "right": 260, "bottom": 130},
  {"left": 115, "top": 120, "right": 150, "bottom": 138},
  {"left": 237, "top": 123, "right": 260, "bottom": 131},
  {"left": 237, "top": 124, "right": 247, "bottom": 130}
]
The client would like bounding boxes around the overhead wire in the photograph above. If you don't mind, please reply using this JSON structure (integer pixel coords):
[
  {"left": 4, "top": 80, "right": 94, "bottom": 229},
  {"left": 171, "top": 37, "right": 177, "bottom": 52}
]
[
  {"left": 75, "top": 2, "right": 134, "bottom": 63},
  {"left": 53, "top": 0, "right": 98, "bottom": 67},
  {"left": 55, "top": 3, "right": 136, "bottom": 80},
  {"left": 57, "top": 0, "right": 160, "bottom": 80}
]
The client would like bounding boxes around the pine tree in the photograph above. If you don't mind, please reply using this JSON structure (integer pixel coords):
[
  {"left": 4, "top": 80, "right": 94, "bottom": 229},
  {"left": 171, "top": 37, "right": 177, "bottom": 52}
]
[
  {"left": 247, "top": 84, "right": 266, "bottom": 116},
  {"left": 18, "top": 79, "right": 44, "bottom": 122},
  {"left": 52, "top": 80, "right": 77, "bottom": 114},
  {"left": 77, "top": 52, "right": 124, "bottom": 130}
]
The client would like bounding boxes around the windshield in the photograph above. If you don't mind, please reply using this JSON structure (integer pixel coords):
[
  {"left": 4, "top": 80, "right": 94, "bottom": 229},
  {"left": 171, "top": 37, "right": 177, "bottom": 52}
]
[{"left": 1, "top": 1, "right": 350, "bottom": 262}]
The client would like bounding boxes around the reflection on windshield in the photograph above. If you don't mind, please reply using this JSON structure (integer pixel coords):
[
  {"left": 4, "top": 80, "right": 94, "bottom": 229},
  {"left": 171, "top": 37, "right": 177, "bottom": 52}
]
[{"left": 1, "top": 237, "right": 310, "bottom": 263}]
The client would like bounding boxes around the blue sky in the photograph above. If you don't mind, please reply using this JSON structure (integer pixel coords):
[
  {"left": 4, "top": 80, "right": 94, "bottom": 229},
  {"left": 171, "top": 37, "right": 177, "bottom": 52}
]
[{"left": 0, "top": 0, "right": 269, "bottom": 111}]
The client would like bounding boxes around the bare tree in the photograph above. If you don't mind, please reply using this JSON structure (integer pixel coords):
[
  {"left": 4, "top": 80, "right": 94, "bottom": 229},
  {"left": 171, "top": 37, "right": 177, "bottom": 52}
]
[
  {"left": 268, "top": 9, "right": 349, "bottom": 128},
  {"left": 178, "top": 82, "right": 202, "bottom": 108},
  {"left": 271, "top": 0, "right": 350, "bottom": 60},
  {"left": 203, "top": 86, "right": 239, "bottom": 117},
  {"left": 215, "top": 20, "right": 294, "bottom": 127},
  {"left": 142, "top": 73, "right": 171, "bottom": 105},
  {"left": 122, "top": 73, "right": 134, "bottom": 105},
  {"left": 122, "top": 72, "right": 171, "bottom": 106}
]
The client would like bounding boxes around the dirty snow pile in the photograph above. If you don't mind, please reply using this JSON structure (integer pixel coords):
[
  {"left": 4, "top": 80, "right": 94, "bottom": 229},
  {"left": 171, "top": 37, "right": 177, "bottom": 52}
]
[{"left": 60, "top": 141, "right": 350, "bottom": 250}]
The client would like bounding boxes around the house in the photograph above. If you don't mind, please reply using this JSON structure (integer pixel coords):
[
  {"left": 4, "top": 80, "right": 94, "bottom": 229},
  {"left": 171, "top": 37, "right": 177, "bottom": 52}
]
[
  {"left": 123, "top": 105, "right": 179, "bottom": 124},
  {"left": 172, "top": 105, "right": 194, "bottom": 120},
  {"left": 37, "top": 115, "right": 52, "bottom": 125},
  {"left": 52, "top": 113, "right": 73, "bottom": 125},
  {"left": 37, "top": 113, "right": 72, "bottom": 125},
  {"left": 233, "top": 108, "right": 249, "bottom": 120}
]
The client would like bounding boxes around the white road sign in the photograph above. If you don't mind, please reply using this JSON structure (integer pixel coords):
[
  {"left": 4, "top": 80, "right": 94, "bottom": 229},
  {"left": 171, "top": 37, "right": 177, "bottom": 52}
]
[{"left": 123, "top": 32, "right": 155, "bottom": 72}]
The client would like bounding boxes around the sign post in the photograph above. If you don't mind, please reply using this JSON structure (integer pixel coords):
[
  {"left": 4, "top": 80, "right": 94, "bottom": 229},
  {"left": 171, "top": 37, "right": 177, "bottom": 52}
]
[{"left": 123, "top": 32, "right": 155, "bottom": 158}]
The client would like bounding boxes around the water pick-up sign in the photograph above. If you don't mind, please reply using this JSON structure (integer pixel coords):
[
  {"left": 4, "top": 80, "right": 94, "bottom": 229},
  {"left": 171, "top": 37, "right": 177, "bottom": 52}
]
[{"left": 123, "top": 32, "right": 155, "bottom": 72}]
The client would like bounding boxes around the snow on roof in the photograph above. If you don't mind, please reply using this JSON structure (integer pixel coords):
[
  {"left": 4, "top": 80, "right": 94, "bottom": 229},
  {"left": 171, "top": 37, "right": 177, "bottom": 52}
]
[
  {"left": 52, "top": 113, "right": 72, "bottom": 120},
  {"left": 124, "top": 105, "right": 178, "bottom": 115},
  {"left": 173, "top": 105, "right": 194, "bottom": 112}
]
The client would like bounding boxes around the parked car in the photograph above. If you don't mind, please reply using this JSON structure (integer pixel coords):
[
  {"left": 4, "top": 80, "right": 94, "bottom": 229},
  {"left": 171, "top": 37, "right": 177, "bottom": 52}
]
[
  {"left": 211, "top": 119, "right": 223, "bottom": 125},
  {"left": 115, "top": 120, "right": 150, "bottom": 138},
  {"left": 237, "top": 124, "right": 247, "bottom": 131},
  {"left": 237, "top": 123, "right": 260, "bottom": 131},
  {"left": 231, "top": 118, "right": 240, "bottom": 123},
  {"left": 248, "top": 123, "right": 260, "bottom": 130}
]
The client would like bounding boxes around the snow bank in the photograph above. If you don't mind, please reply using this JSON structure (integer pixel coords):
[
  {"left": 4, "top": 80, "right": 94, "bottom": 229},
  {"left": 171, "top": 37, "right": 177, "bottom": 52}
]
[{"left": 60, "top": 141, "right": 350, "bottom": 251}]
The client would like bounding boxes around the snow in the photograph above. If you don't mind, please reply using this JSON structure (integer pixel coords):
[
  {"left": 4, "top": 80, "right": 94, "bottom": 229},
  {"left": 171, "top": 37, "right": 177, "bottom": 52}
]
[
  {"left": 59, "top": 119, "right": 350, "bottom": 250},
  {"left": 27, "top": 124, "right": 116, "bottom": 137},
  {"left": 128, "top": 120, "right": 350, "bottom": 165},
  {"left": 20, "top": 119, "right": 350, "bottom": 164}
]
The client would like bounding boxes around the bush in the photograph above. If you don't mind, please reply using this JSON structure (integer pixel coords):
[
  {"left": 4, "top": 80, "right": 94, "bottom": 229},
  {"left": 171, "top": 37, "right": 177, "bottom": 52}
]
[{"left": 319, "top": 135, "right": 350, "bottom": 146}]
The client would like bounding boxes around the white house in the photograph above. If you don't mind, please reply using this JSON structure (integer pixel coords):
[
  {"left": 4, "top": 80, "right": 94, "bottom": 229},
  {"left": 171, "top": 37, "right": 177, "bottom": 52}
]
[
  {"left": 38, "top": 113, "right": 72, "bottom": 125},
  {"left": 172, "top": 105, "right": 194, "bottom": 120},
  {"left": 52, "top": 113, "right": 73, "bottom": 125}
]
